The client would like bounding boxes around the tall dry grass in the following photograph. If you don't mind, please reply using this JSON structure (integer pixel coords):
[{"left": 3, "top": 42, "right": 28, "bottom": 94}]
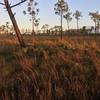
[{"left": 0, "top": 35, "right": 100, "bottom": 100}]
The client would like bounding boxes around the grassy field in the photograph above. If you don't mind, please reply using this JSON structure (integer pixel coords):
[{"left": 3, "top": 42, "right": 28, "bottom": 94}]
[{"left": 0, "top": 35, "right": 100, "bottom": 100}]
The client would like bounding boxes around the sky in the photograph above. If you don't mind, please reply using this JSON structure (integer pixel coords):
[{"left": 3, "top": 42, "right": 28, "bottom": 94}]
[{"left": 0, "top": 0, "right": 100, "bottom": 30}]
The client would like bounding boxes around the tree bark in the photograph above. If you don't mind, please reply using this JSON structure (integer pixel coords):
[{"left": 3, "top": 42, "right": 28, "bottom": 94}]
[{"left": 4, "top": 0, "right": 26, "bottom": 47}]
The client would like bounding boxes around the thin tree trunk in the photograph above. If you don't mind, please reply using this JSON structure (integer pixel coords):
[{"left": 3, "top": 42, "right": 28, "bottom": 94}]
[
  {"left": 67, "top": 20, "right": 69, "bottom": 31},
  {"left": 95, "top": 21, "right": 96, "bottom": 34},
  {"left": 61, "top": 12, "right": 63, "bottom": 40},
  {"left": 4, "top": 0, "right": 26, "bottom": 47},
  {"left": 98, "top": 20, "right": 100, "bottom": 32},
  {"left": 77, "top": 19, "right": 79, "bottom": 31},
  {"left": 36, "top": 25, "right": 38, "bottom": 34},
  {"left": 32, "top": 16, "right": 35, "bottom": 36},
  {"left": 97, "top": 21, "right": 99, "bottom": 33}
]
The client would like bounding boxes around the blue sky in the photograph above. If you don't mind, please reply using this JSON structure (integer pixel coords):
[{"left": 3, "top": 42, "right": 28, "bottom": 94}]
[{"left": 0, "top": 0, "right": 100, "bottom": 30}]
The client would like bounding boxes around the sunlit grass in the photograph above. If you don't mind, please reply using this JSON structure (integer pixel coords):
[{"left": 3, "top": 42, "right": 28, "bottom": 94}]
[{"left": 0, "top": 35, "right": 100, "bottom": 100}]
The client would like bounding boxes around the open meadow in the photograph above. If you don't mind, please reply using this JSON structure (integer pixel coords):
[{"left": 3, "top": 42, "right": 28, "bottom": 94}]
[{"left": 0, "top": 35, "right": 100, "bottom": 100}]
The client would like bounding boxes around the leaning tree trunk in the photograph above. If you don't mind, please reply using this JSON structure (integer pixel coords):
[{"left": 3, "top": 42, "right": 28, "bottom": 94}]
[{"left": 4, "top": 0, "right": 26, "bottom": 47}]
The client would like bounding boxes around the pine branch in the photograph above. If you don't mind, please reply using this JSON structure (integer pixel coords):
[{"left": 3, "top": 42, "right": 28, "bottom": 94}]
[{"left": 10, "top": 0, "right": 27, "bottom": 8}]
